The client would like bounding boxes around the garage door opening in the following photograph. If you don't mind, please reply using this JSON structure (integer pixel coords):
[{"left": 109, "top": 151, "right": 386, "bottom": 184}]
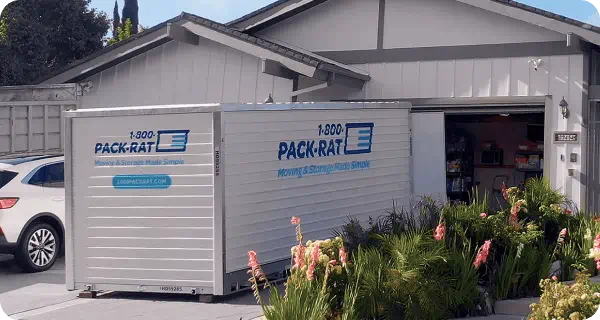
[{"left": 444, "top": 112, "right": 545, "bottom": 210}]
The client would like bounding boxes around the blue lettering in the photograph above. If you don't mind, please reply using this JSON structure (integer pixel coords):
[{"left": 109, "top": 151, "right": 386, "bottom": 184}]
[
  {"left": 278, "top": 142, "right": 288, "bottom": 160},
  {"left": 110, "top": 143, "right": 119, "bottom": 154},
  {"left": 94, "top": 143, "right": 103, "bottom": 154},
  {"left": 138, "top": 142, "right": 147, "bottom": 153},
  {"left": 318, "top": 140, "right": 327, "bottom": 157},
  {"left": 147, "top": 142, "right": 155, "bottom": 152},
  {"left": 130, "top": 142, "right": 138, "bottom": 153},
  {"left": 102, "top": 144, "right": 111, "bottom": 154},
  {"left": 287, "top": 141, "right": 297, "bottom": 160},
  {"left": 327, "top": 139, "right": 336, "bottom": 156},
  {"left": 306, "top": 141, "right": 315, "bottom": 158},
  {"left": 335, "top": 139, "right": 343, "bottom": 155},
  {"left": 297, "top": 141, "right": 306, "bottom": 159},
  {"left": 118, "top": 143, "right": 127, "bottom": 153}
]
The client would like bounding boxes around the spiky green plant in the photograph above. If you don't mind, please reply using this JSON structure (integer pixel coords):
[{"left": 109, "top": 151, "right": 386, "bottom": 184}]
[
  {"left": 263, "top": 279, "right": 332, "bottom": 320},
  {"left": 495, "top": 244, "right": 522, "bottom": 300},
  {"left": 380, "top": 232, "right": 454, "bottom": 320},
  {"left": 352, "top": 247, "right": 392, "bottom": 319},
  {"left": 332, "top": 215, "right": 368, "bottom": 254},
  {"left": 569, "top": 215, "right": 600, "bottom": 275},
  {"left": 339, "top": 254, "right": 365, "bottom": 320},
  {"left": 523, "top": 178, "right": 567, "bottom": 214},
  {"left": 446, "top": 242, "right": 479, "bottom": 317},
  {"left": 515, "top": 244, "right": 547, "bottom": 297}
]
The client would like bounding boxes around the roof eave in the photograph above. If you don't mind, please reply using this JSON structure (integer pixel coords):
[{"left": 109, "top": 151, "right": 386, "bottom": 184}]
[{"left": 36, "top": 14, "right": 188, "bottom": 84}]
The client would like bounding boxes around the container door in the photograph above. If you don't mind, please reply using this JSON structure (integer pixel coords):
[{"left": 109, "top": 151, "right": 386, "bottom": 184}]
[
  {"left": 68, "top": 112, "right": 216, "bottom": 294},
  {"left": 411, "top": 112, "right": 447, "bottom": 202}
]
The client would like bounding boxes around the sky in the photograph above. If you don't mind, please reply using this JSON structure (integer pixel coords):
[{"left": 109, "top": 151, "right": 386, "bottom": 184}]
[{"left": 90, "top": 0, "right": 600, "bottom": 28}]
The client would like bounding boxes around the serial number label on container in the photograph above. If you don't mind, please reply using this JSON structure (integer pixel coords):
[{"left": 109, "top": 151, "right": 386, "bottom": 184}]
[{"left": 160, "top": 286, "right": 183, "bottom": 292}]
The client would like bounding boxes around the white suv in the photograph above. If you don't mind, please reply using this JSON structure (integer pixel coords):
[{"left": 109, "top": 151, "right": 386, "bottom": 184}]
[{"left": 0, "top": 155, "right": 65, "bottom": 273}]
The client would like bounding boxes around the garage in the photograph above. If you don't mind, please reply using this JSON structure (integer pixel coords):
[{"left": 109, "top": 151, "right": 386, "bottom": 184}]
[
  {"left": 38, "top": 0, "right": 600, "bottom": 211},
  {"left": 411, "top": 103, "right": 547, "bottom": 210}
]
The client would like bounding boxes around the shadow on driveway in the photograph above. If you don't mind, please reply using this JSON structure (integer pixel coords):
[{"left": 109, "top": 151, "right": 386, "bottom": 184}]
[{"left": 0, "top": 254, "right": 65, "bottom": 294}]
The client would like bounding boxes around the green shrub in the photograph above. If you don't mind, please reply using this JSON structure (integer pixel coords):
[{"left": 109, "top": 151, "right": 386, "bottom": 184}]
[
  {"left": 446, "top": 242, "right": 479, "bottom": 317},
  {"left": 250, "top": 177, "right": 598, "bottom": 320},
  {"left": 528, "top": 272, "right": 600, "bottom": 320}
]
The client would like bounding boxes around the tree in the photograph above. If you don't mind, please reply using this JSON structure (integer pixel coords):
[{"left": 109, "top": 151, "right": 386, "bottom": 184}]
[
  {"left": 107, "top": 18, "right": 133, "bottom": 46},
  {"left": 0, "top": 0, "right": 109, "bottom": 86},
  {"left": 112, "top": 0, "right": 120, "bottom": 39},
  {"left": 121, "top": 0, "right": 138, "bottom": 34}
]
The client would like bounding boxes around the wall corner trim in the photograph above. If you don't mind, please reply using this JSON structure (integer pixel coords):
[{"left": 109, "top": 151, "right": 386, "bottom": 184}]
[{"left": 377, "top": 0, "right": 386, "bottom": 50}]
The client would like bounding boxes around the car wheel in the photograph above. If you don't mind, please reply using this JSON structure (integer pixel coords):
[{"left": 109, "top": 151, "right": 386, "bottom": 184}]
[{"left": 15, "top": 223, "right": 60, "bottom": 273}]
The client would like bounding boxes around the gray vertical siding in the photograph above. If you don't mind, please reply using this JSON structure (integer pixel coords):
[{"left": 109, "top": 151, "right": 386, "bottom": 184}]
[{"left": 80, "top": 39, "right": 293, "bottom": 109}]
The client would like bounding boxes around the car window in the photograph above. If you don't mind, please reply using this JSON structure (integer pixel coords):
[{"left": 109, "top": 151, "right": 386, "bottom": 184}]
[
  {"left": 27, "top": 162, "right": 64, "bottom": 188},
  {"left": 44, "top": 163, "right": 64, "bottom": 188},
  {"left": 28, "top": 166, "right": 47, "bottom": 186},
  {"left": 0, "top": 170, "right": 18, "bottom": 189}
]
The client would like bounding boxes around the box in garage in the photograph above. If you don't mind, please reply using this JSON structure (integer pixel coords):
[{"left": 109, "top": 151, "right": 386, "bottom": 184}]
[{"left": 63, "top": 102, "right": 412, "bottom": 297}]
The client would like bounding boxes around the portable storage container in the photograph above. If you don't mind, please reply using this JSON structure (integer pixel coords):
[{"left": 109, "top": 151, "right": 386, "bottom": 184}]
[{"left": 64, "top": 102, "right": 412, "bottom": 297}]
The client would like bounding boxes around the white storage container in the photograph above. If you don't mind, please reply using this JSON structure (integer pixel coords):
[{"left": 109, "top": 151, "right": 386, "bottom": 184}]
[{"left": 63, "top": 102, "right": 412, "bottom": 297}]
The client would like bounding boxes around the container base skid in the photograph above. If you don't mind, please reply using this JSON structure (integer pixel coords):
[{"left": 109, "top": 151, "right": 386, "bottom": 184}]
[
  {"left": 77, "top": 289, "right": 217, "bottom": 304},
  {"left": 78, "top": 291, "right": 98, "bottom": 299}
]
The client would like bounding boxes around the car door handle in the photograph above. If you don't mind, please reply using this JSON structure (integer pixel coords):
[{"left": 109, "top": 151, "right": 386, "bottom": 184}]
[{"left": 52, "top": 198, "right": 64, "bottom": 202}]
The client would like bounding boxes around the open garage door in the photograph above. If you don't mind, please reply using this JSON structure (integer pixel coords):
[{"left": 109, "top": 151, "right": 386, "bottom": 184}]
[{"left": 411, "top": 112, "right": 447, "bottom": 203}]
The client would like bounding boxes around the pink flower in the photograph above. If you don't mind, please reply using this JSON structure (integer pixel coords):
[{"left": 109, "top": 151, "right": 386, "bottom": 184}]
[
  {"left": 291, "top": 217, "right": 300, "bottom": 225},
  {"left": 502, "top": 183, "right": 508, "bottom": 201},
  {"left": 510, "top": 204, "right": 520, "bottom": 223},
  {"left": 293, "top": 245, "right": 306, "bottom": 270},
  {"left": 248, "top": 251, "right": 263, "bottom": 278},
  {"left": 434, "top": 223, "right": 446, "bottom": 241},
  {"left": 473, "top": 240, "right": 492, "bottom": 269},
  {"left": 480, "top": 213, "right": 488, "bottom": 218},
  {"left": 592, "top": 234, "right": 600, "bottom": 271},
  {"left": 306, "top": 243, "right": 320, "bottom": 281},
  {"left": 339, "top": 247, "right": 347, "bottom": 266},
  {"left": 563, "top": 209, "right": 573, "bottom": 215},
  {"left": 559, "top": 228, "right": 568, "bottom": 238},
  {"left": 329, "top": 260, "right": 337, "bottom": 265},
  {"left": 552, "top": 275, "right": 558, "bottom": 281}
]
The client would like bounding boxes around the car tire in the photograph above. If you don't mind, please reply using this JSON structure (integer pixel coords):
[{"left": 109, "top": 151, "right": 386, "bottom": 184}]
[{"left": 15, "top": 223, "right": 60, "bottom": 273}]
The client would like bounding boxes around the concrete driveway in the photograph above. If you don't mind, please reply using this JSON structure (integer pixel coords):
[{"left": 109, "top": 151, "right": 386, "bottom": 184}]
[
  {"left": 0, "top": 254, "right": 264, "bottom": 320},
  {"left": 0, "top": 254, "right": 66, "bottom": 294}
]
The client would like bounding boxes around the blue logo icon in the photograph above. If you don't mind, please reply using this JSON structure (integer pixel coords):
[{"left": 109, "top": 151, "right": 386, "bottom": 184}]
[
  {"left": 156, "top": 130, "right": 190, "bottom": 153},
  {"left": 344, "top": 123, "right": 374, "bottom": 155}
]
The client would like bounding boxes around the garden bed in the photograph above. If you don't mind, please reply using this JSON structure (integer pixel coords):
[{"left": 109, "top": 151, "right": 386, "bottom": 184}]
[{"left": 247, "top": 179, "right": 600, "bottom": 320}]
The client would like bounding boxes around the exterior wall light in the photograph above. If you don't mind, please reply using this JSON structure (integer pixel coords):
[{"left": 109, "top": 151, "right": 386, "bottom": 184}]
[{"left": 559, "top": 97, "right": 570, "bottom": 119}]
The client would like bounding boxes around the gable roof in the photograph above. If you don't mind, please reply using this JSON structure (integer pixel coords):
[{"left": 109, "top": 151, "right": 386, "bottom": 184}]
[
  {"left": 38, "top": 12, "right": 369, "bottom": 85},
  {"left": 227, "top": 0, "right": 600, "bottom": 45},
  {"left": 181, "top": 13, "right": 369, "bottom": 80}
]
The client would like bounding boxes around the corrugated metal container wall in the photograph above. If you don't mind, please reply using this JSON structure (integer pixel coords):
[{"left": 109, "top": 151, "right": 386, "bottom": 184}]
[
  {"left": 70, "top": 111, "right": 215, "bottom": 293},
  {"left": 79, "top": 39, "right": 293, "bottom": 109},
  {"left": 223, "top": 107, "right": 412, "bottom": 272},
  {"left": 0, "top": 84, "right": 78, "bottom": 158}
]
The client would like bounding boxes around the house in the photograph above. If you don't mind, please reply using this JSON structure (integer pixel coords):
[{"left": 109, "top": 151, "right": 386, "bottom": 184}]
[{"left": 38, "top": 0, "right": 600, "bottom": 212}]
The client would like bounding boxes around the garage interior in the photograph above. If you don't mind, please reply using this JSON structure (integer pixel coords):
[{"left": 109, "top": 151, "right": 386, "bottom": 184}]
[{"left": 444, "top": 111, "right": 545, "bottom": 210}]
